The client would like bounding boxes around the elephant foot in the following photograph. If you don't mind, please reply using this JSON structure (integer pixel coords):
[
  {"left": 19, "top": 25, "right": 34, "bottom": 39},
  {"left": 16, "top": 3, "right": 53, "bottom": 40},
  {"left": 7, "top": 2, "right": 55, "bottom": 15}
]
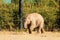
[
  {"left": 41, "top": 29, "right": 44, "bottom": 33},
  {"left": 28, "top": 29, "right": 32, "bottom": 34}
]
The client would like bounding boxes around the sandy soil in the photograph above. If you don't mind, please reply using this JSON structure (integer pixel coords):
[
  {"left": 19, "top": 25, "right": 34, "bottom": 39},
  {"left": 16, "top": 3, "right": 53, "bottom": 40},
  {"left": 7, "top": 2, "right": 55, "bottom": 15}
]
[{"left": 0, "top": 31, "right": 60, "bottom": 40}]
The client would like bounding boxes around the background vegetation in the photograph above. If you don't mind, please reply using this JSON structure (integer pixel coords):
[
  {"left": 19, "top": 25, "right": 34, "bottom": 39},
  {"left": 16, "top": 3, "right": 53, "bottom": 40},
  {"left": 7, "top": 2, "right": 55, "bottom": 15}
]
[{"left": 0, "top": 0, "right": 60, "bottom": 31}]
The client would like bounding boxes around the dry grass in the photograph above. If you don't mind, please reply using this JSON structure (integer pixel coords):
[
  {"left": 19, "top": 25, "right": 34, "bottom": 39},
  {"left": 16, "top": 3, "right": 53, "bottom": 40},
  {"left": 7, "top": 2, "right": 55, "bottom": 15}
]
[{"left": 0, "top": 31, "right": 60, "bottom": 40}]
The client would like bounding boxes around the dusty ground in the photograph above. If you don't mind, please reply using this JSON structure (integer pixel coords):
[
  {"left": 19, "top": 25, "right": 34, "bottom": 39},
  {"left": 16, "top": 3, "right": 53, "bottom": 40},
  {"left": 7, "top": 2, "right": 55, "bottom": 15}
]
[{"left": 0, "top": 31, "right": 60, "bottom": 40}]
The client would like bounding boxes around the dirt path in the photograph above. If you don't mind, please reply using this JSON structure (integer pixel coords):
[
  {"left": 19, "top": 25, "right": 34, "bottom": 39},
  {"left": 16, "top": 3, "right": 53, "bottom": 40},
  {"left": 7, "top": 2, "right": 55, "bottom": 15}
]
[{"left": 0, "top": 31, "right": 60, "bottom": 40}]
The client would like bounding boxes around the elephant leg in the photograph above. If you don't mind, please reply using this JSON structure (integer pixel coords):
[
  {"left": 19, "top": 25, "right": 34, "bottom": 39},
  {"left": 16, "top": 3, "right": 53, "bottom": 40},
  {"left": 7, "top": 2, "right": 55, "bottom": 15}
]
[
  {"left": 36, "top": 27, "right": 40, "bottom": 33},
  {"left": 39, "top": 22, "right": 44, "bottom": 33},
  {"left": 41, "top": 23, "right": 45, "bottom": 33},
  {"left": 28, "top": 27, "right": 32, "bottom": 34},
  {"left": 27, "top": 25, "right": 31, "bottom": 34},
  {"left": 39, "top": 27, "right": 45, "bottom": 33},
  {"left": 33, "top": 27, "right": 39, "bottom": 33},
  {"left": 29, "top": 22, "right": 36, "bottom": 34},
  {"left": 41, "top": 28, "right": 45, "bottom": 33}
]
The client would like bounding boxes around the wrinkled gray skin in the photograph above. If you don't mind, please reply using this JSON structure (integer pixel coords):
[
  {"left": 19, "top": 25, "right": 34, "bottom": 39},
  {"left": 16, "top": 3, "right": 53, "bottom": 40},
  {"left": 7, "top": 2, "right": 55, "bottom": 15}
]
[{"left": 24, "top": 13, "right": 45, "bottom": 34}]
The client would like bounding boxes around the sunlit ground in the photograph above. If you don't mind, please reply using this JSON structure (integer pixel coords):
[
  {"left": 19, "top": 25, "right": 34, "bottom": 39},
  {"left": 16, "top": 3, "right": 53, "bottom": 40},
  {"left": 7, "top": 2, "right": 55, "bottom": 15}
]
[{"left": 0, "top": 31, "right": 60, "bottom": 40}]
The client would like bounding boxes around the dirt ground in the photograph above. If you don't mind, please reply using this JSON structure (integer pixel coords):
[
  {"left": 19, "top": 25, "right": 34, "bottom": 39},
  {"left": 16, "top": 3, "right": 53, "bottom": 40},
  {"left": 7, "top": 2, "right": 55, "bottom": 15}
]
[{"left": 0, "top": 31, "right": 60, "bottom": 40}]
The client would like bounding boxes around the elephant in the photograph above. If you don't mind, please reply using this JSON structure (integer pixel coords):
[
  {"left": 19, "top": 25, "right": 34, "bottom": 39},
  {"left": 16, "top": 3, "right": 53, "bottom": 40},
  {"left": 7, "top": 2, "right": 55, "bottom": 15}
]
[{"left": 24, "top": 13, "right": 45, "bottom": 34}]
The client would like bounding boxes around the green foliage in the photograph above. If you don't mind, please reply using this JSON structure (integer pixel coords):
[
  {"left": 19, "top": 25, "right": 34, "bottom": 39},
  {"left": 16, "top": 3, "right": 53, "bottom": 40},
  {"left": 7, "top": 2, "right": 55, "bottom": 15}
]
[
  {"left": 0, "top": 0, "right": 19, "bottom": 30},
  {"left": 0, "top": 0, "right": 59, "bottom": 31}
]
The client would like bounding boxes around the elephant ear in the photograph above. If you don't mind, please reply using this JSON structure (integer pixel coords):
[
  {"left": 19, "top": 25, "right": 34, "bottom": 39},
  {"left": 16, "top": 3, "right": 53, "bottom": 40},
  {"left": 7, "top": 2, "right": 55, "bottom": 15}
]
[
  {"left": 23, "top": 16, "right": 26, "bottom": 22},
  {"left": 23, "top": 14, "right": 29, "bottom": 22}
]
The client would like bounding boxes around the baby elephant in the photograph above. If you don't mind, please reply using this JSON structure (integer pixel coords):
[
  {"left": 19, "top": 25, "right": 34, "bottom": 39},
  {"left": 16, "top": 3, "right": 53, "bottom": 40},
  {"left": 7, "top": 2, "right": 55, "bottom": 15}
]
[{"left": 24, "top": 13, "right": 45, "bottom": 34}]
